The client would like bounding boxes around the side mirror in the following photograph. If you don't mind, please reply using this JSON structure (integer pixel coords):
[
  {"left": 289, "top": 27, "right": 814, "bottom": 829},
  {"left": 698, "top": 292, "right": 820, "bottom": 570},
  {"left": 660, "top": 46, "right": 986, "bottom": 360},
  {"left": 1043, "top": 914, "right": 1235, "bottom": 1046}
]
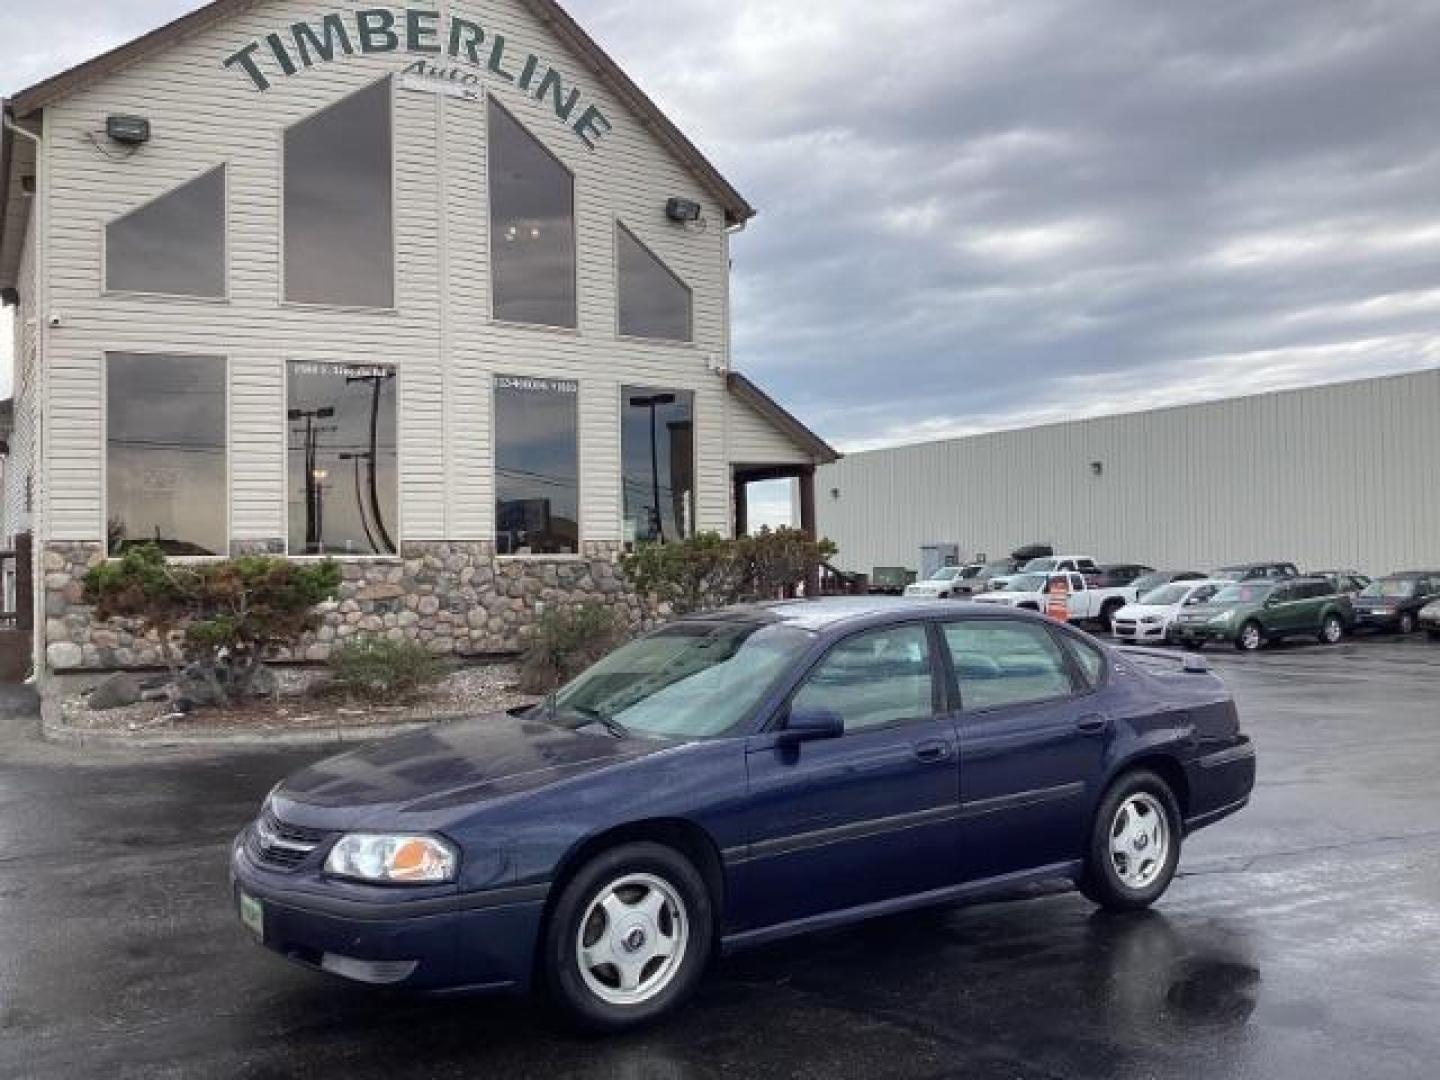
[{"left": 779, "top": 707, "right": 844, "bottom": 746}]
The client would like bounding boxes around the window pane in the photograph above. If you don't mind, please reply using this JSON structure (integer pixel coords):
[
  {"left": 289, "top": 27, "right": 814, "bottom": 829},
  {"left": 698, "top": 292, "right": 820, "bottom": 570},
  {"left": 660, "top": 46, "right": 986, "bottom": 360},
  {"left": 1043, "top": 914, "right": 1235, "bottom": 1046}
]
[
  {"left": 106, "top": 166, "right": 225, "bottom": 298},
  {"left": 1065, "top": 635, "right": 1106, "bottom": 688},
  {"left": 106, "top": 353, "right": 226, "bottom": 556},
  {"left": 944, "top": 620, "right": 1076, "bottom": 710},
  {"left": 287, "top": 362, "right": 398, "bottom": 555},
  {"left": 622, "top": 387, "right": 694, "bottom": 543},
  {"left": 284, "top": 79, "right": 393, "bottom": 307},
  {"left": 495, "top": 375, "right": 579, "bottom": 554},
  {"left": 489, "top": 100, "right": 576, "bottom": 327},
  {"left": 617, "top": 225, "right": 692, "bottom": 341},
  {"left": 791, "top": 624, "right": 933, "bottom": 732}
]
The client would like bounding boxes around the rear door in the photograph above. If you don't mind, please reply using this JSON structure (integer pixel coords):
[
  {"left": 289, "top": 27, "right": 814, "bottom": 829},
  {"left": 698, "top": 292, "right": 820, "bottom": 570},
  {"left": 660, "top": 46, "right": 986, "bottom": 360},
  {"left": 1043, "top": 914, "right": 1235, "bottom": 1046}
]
[
  {"left": 943, "top": 617, "right": 1110, "bottom": 882},
  {"left": 740, "top": 622, "right": 961, "bottom": 930}
]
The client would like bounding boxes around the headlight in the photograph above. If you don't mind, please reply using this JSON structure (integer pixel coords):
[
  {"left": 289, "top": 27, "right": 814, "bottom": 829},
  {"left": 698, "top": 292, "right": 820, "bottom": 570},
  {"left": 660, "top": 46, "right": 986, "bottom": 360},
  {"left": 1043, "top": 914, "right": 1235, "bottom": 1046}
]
[{"left": 325, "top": 834, "right": 458, "bottom": 884}]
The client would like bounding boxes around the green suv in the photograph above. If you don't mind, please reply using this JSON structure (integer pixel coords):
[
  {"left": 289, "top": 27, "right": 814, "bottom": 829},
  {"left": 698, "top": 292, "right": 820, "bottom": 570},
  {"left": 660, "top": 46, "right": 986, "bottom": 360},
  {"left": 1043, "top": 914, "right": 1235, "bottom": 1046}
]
[{"left": 1173, "top": 577, "right": 1354, "bottom": 651}]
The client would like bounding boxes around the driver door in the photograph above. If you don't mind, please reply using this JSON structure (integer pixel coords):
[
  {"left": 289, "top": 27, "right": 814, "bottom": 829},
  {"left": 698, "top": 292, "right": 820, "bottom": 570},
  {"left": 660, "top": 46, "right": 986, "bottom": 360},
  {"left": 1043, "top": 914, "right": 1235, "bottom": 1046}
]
[{"left": 737, "top": 622, "right": 960, "bottom": 932}]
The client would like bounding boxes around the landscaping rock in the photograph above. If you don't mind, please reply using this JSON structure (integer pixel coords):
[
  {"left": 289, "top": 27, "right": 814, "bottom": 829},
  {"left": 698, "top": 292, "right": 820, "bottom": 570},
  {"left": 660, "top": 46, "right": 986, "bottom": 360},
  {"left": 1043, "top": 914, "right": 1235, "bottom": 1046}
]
[{"left": 87, "top": 673, "right": 144, "bottom": 711}]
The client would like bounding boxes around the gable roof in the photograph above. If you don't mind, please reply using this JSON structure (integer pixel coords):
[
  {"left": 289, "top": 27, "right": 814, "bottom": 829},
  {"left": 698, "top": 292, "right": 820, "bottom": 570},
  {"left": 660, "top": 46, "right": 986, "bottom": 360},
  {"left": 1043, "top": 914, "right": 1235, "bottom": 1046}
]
[
  {"left": 728, "top": 372, "right": 840, "bottom": 465},
  {"left": 5, "top": 0, "right": 754, "bottom": 225}
]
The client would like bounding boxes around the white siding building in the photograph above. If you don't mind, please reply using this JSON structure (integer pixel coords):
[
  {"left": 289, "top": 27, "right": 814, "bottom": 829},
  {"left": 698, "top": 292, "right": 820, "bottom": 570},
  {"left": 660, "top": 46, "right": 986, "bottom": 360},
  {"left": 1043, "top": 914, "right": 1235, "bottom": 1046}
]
[
  {"left": 0, "top": 0, "right": 836, "bottom": 676},
  {"left": 818, "top": 369, "right": 1440, "bottom": 579}
]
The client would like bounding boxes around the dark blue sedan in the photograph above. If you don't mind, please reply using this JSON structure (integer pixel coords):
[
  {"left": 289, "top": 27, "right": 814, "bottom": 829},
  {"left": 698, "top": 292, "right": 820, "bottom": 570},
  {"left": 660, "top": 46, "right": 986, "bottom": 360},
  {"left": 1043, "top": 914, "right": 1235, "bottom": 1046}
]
[{"left": 231, "top": 598, "right": 1255, "bottom": 1030}]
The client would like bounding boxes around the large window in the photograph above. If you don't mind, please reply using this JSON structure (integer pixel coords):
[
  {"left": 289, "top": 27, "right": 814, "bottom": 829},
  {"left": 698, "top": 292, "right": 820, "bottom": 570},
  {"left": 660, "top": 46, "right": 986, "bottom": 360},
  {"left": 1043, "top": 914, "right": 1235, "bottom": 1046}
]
[
  {"left": 488, "top": 99, "right": 577, "bottom": 328},
  {"left": 622, "top": 387, "right": 694, "bottom": 544},
  {"left": 105, "top": 166, "right": 225, "bottom": 298},
  {"left": 284, "top": 79, "right": 393, "bottom": 307},
  {"left": 617, "top": 224, "right": 692, "bottom": 341},
  {"left": 106, "top": 353, "right": 226, "bottom": 556},
  {"left": 287, "top": 362, "right": 398, "bottom": 555},
  {"left": 495, "top": 376, "right": 579, "bottom": 555}
]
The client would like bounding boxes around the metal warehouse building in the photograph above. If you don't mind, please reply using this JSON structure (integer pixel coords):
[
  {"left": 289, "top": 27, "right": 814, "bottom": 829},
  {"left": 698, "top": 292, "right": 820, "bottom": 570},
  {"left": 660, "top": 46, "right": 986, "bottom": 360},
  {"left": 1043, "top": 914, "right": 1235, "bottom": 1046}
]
[{"left": 818, "top": 369, "right": 1440, "bottom": 578}]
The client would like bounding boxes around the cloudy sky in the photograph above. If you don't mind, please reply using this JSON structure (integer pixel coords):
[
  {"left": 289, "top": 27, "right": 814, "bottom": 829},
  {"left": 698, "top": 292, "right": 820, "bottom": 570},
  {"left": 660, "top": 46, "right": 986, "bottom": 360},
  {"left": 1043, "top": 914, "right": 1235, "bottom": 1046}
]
[{"left": 6, "top": 0, "right": 1440, "bottom": 459}]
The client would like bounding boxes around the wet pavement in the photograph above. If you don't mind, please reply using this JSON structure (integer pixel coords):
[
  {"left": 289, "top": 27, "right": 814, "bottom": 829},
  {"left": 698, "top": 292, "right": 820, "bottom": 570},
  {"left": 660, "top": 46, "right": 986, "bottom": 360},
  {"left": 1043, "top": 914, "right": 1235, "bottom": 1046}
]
[{"left": 1, "top": 639, "right": 1438, "bottom": 1079}]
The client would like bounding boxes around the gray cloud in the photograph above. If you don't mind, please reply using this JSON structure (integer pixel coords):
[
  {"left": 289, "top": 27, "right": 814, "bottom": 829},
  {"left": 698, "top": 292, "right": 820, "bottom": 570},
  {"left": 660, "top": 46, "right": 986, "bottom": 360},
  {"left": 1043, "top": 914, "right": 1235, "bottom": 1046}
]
[{"left": 6, "top": 0, "right": 1440, "bottom": 448}]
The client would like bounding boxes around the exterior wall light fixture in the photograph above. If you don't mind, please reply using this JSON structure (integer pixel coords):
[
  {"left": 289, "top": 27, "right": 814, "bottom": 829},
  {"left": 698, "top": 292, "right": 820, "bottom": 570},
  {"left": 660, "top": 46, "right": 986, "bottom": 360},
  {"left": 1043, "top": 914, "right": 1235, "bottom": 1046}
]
[
  {"left": 665, "top": 197, "right": 702, "bottom": 223},
  {"left": 105, "top": 115, "right": 151, "bottom": 145}
]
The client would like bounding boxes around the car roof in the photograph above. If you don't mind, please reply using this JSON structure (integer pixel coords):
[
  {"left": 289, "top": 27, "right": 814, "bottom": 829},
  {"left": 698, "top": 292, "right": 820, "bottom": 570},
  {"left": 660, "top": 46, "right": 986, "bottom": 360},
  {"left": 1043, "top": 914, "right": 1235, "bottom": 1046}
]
[{"left": 706, "top": 596, "right": 1055, "bottom": 633}]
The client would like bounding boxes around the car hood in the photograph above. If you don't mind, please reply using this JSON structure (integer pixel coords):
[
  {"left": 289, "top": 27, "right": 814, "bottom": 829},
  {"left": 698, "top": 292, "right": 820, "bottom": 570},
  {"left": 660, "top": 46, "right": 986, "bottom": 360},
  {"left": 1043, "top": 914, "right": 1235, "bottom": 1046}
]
[
  {"left": 1116, "top": 604, "right": 1172, "bottom": 619},
  {"left": 273, "top": 711, "right": 678, "bottom": 824}
]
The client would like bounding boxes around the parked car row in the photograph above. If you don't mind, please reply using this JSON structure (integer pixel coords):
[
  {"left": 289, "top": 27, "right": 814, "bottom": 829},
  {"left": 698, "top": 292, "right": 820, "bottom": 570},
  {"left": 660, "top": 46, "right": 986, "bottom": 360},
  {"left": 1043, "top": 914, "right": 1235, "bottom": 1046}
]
[
  {"left": 1119, "top": 569, "right": 1440, "bottom": 651},
  {"left": 904, "top": 550, "right": 1440, "bottom": 649}
]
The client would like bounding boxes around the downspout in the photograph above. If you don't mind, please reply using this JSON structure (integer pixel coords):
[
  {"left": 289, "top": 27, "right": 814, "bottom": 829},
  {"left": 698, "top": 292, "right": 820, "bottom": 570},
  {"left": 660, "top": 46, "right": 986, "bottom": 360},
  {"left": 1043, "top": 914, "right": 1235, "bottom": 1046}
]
[
  {"left": 722, "top": 218, "right": 746, "bottom": 536},
  {"left": 2, "top": 106, "right": 45, "bottom": 681}
]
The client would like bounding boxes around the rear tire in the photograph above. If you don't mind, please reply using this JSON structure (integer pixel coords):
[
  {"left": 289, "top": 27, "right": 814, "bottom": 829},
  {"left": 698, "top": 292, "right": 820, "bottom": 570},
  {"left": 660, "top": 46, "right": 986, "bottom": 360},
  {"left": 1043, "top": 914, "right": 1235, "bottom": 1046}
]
[
  {"left": 1319, "top": 613, "right": 1344, "bottom": 645},
  {"left": 1080, "top": 769, "right": 1183, "bottom": 912},
  {"left": 543, "top": 842, "right": 713, "bottom": 1032},
  {"left": 1235, "top": 621, "right": 1263, "bottom": 652}
]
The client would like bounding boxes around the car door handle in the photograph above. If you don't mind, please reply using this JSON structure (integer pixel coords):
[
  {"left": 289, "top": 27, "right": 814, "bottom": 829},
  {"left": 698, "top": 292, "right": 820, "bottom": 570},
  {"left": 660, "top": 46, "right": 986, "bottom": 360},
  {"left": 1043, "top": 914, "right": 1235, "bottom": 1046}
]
[
  {"left": 1075, "top": 714, "right": 1110, "bottom": 735},
  {"left": 912, "top": 739, "right": 954, "bottom": 763}
]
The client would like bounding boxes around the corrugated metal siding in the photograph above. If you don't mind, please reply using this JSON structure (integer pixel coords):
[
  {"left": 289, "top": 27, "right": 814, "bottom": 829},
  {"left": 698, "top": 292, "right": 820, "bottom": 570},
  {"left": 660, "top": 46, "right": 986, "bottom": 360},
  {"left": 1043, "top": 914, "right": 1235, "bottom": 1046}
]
[
  {"left": 818, "top": 370, "right": 1440, "bottom": 576},
  {"left": 38, "top": 0, "right": 744, "bottom": 546}
]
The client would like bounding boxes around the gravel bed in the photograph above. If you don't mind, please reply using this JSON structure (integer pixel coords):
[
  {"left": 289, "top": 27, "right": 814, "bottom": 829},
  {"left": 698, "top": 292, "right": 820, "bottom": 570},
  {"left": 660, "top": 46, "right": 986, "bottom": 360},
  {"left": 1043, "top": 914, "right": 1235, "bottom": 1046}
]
[{"left": 60, "top": 662, "right": 539, "bottom": 734}]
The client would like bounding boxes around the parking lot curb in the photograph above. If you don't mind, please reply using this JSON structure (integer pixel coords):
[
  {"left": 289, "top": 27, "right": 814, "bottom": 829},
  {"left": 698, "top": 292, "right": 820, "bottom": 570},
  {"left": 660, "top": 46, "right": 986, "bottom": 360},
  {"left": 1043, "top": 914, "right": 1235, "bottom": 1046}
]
[{"left": 37, "top": 692, "right": 450, "bottom": 750}]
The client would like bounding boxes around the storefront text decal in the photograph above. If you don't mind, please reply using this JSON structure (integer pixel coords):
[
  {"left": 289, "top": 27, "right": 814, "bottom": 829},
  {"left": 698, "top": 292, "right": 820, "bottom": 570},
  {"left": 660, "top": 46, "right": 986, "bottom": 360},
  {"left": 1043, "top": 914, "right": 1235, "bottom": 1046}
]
[{"left": 222, "top": 8, "right": 614, "bottom": 149}]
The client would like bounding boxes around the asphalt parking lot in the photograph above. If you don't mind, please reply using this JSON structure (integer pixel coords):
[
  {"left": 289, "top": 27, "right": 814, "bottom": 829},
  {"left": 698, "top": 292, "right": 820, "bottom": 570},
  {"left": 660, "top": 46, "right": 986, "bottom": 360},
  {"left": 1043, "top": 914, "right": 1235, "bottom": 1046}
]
[{"left": 1, "top": 638, "right": 1437, "bottom": 1080}]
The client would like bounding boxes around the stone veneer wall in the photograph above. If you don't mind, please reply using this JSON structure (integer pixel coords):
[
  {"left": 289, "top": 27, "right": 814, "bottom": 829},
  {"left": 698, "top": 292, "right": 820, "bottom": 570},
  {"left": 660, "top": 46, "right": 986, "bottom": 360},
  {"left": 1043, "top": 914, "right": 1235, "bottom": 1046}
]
[{"left": 42, "top": 540, "right": 667, "bottom": 672}]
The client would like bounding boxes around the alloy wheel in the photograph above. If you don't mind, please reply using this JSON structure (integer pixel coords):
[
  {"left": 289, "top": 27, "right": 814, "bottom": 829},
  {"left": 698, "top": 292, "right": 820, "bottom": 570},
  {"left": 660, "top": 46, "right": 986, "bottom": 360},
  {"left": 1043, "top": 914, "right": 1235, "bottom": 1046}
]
[
  {"left": 576, "top": 872, "right": 689, "bottom": 1006},
  {"left": 1239, "top": 623, "right": 1262, "bottom": 651},
  {"left": 1322, "top": 615, "right": 1343, "bottom": 644},
  {"left": 1109, "top": 792, "right": 1170, "bottom": 890}
]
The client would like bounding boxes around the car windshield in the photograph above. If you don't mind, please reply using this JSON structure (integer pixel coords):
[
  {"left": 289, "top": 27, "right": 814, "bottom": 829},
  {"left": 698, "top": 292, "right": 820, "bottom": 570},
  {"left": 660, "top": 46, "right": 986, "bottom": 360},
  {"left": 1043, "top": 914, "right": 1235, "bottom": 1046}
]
[
  {"left": 929, "top": 567, "right": 962, "bottom": 582},
  {"left": 1141, "top": 583, "right": 1192, "bottom": 606},
  {"left": 1360, "top": 578, "right": 1417, "bottom": 599},
  {"left": 1213, "top": 583, "right": 1274, "bottom": 604},
  {"left": 1021, "top": 558, "right": 1057, "bottom": 572},
  {"left": 1005, "top": 573, "right": 1048, "bottom": 592},
  {"left": 546, "top": 620, "right": 813, "bottom": 739},
  {"left": 978, "top": 563, "right": 1012, "bottom": 579}
]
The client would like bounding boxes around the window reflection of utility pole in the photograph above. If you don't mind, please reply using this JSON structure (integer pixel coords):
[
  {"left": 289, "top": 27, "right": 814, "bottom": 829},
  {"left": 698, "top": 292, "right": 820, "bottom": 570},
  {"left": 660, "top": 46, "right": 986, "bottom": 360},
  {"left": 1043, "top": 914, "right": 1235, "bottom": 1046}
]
[
  {"left": 339, "top": 451, "right": 381, "bottom": 554},
  {"left": 288, "top": 406, "right": 335, "bottom": 552},
  {"left": 629, "top": 393, "right": 675, "bottom": 543},
  {"left": 345, "top": 371, "right": 397, "bottom": 553}
]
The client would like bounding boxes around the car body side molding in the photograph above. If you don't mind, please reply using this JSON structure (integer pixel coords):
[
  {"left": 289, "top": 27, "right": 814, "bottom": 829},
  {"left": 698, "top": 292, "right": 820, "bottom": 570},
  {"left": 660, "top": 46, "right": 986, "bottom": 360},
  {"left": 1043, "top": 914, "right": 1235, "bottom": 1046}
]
[{"left": 719, "top": 860, "right": 1082, "bottom": 954}]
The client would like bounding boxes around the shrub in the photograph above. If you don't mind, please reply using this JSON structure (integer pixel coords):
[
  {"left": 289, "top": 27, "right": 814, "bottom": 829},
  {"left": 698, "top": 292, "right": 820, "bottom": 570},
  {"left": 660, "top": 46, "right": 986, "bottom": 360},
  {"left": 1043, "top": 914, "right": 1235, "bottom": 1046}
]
[
  {"left": 620, "top": 528, "right": 839, "bottom": 614},
  {"left": 83, "top": 544, "right": 341, "bottom": 704},
  {"left": 328, "top": 637, "right": 442, "bottom": 702},
  {"left": 520, "top": 602, "right": 627, "bottom": 693}
]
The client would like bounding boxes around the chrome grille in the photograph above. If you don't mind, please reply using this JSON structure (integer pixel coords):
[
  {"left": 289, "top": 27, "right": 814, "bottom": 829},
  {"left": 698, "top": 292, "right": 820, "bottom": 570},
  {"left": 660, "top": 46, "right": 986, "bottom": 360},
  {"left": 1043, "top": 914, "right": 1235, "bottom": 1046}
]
[{"left": 249, "top": 810, "right": 329, "bottom": 871}]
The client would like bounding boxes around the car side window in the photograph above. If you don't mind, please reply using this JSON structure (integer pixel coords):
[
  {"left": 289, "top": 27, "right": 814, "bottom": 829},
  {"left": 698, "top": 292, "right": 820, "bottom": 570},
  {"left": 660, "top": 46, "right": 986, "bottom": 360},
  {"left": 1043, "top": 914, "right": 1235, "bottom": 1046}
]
[
  {"left": 790, "top": 624, "right": 935, "bottom": 733},
  {"left": 1063, "top": 634, "right": 1106, "bottom": 689},
  {"left": 943, "top": 620, "right": 1077, "bottom": 712}
]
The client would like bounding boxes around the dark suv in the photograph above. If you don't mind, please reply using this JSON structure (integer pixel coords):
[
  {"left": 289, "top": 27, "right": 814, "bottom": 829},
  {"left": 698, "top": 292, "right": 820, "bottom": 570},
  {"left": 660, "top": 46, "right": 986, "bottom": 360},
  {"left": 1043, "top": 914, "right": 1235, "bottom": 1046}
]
[
  {"left": 1351, "top": 572, "right": 1440, "bottom": 635},
  {"left": 1091, "top": 563, "right": 1155, "bottom": 587},
  {"left": 1174, "top": 577, "right": 1353, "bottom": 651}
]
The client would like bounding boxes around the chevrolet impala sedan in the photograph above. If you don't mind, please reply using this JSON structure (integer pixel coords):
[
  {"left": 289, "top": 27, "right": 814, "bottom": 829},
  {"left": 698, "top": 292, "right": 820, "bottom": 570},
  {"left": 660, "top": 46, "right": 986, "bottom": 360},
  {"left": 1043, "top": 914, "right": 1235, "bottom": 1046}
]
[{"left": 231, "top": 598, "right": 1255, "bottom": 1031}]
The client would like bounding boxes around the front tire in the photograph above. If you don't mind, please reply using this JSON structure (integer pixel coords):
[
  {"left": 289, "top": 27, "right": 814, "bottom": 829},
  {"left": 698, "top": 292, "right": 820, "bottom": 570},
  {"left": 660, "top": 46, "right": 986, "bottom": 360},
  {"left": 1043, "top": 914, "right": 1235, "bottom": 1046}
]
[
  {"left": 1319, "top": 613, "right": 1344, "bottom": 645},
  {"left": 1080, "top": 770, "right": 1182, "bottom": 912},
  {"left": 1399, "top": 612, "right": 1417, "bottom": 635},
  {"left": 1100, "top": 600, "right": 1125, "bottom": 633},
  {"left": 543, "top": 842, "right": 713, "bottom": 1032},
  {"left": 1235, "top": 621, "right": 1263, "bottom": 652}
]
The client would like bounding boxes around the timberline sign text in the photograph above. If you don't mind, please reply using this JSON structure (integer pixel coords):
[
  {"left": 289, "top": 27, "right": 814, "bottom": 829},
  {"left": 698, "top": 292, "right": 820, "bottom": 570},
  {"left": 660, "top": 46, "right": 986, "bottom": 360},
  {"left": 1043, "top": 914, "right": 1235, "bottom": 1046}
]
[{"left": 222, "top": 7, "right": 614, "bottom": 149}]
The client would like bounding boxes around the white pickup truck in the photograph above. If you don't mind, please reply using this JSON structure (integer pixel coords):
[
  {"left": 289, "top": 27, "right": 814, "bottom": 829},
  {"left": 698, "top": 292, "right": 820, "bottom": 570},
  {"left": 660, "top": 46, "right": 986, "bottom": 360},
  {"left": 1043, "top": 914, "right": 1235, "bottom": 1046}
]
[
  {"left": 973, "top": 569, "right": 1136, "bottom": 629},
  {"left": 988, "top": 554, "right": 1100, "bottom": 592}
]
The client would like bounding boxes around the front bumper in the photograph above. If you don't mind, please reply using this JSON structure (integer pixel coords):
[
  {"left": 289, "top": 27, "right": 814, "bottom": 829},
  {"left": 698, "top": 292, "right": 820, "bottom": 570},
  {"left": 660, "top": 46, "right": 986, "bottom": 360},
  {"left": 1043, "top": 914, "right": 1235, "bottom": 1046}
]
[
  {"left": 230, "top": 834, "right": 547, "bottom": 993},
  {"left": 1173, "top": 621, "right": 1235, "bottom": 644},
  {"left": 1353, "top": 609, "right": 1402, "bottom": 630},
  {"left": 1111, "top": 619, "right": 1169, "bottom": 643}
]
